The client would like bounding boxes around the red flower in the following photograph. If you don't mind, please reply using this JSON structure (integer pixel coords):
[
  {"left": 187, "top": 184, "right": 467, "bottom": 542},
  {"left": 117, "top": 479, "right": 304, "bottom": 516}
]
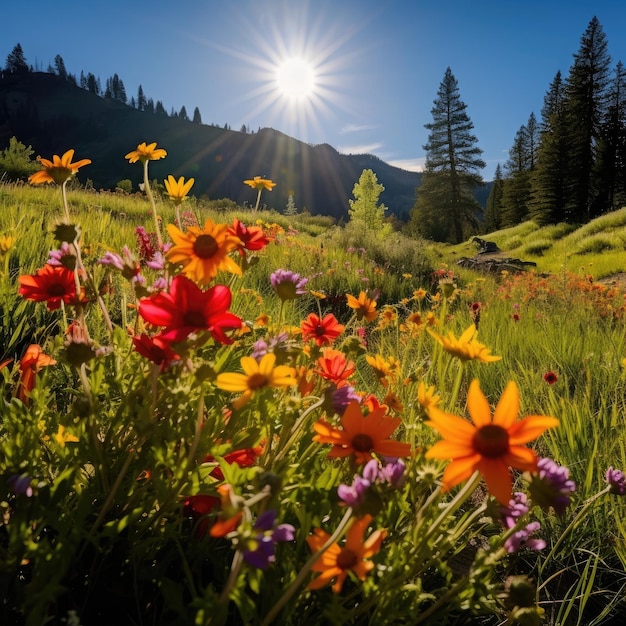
[
  {"left": 315, "top": 348, "right": 355, "bottom": 385},
  {"left": 301, "top": 313, "right": 344, "bottom": 346},
  {"left": 184, "top": 494, "right": 220, "bottom": 538},
  {"left": 543, "top": 371, "right": 558, "bottom": 385},
  {"left": 18, "top": 265, "right": 78, "bottom": 310},
  {"left": 133, "top": 333, "right": 181, "bottom": 371},
  {"left": 204, "top": 445, "right": 264, "bottom": 481},
  {"left": 228, "top": 218, "right": 271, "bottom": 256},
  {"left": 17, "top": 344, "right": 56, "bottom": 403},
  {"left": 138, "top": 275, "right": 242, "bottom": 344}
]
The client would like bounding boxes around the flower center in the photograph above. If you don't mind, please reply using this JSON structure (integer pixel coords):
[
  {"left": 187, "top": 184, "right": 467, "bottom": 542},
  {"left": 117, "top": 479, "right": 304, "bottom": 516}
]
[
  {"left": 183, "top": 311, "right": 208, "bottom": 328},
  {"left": 314, "top": 325, "right": 327, "bottom": 336},
  {"left": 247, "top": 373, "right": 269, "bottom": 390},
  {"left": 49, "top": 282, "right": 70, "bottom": 296},
  {"left": 473, "top": 424, "right": 509, "bottom": 458},
  {"left": 336, "top": 547, "right": 358, "bottom": 570},
  {"left": 351, "top": 433, "right": 374, "bottom": 452},
  {"left": 193, "top": 234, "right": 219, "bottom": 259}
]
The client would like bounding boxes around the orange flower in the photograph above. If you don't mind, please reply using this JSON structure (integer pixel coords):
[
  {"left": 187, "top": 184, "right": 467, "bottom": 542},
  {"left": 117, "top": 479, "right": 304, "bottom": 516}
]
[
  {"left": 313, "top": 400, "right": 411, "bottom": 464},
  {"left": 428, "top": 324, "right": 501, "bottom": 363},
  {"left": 425, "top": 379, "right": 559, "bottom": 504},
  {"left": 307, "top": 514, "right": 387, "bottom": 593},
  {"left": 18, "top": 344, "right": 56, "bottom": 403},
  {"left": 209, "top": 484, "right": 243, "bottom": 538},
  {"left": 301, "top": 313, "right": 344, "bottom": 346},
  {"left": 346, "top": 291, "right": 378, "bottom": 322},
  {"left": 315, "top": 348, "right": 355, "bottom": 385},
  {"left": 125, "top": 141, "right": 167, "bottom": 164},
  {"left": 166, "top": 218, "right": 242, "bottom": 285},
  {"left": 29, "top": 149, "right": 91, "bottom": 185}
]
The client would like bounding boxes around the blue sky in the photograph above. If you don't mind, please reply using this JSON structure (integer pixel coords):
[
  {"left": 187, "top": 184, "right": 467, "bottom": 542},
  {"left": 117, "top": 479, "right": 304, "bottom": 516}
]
[{"left": 4, "top": 0, "right": 626, "bottom": 180}]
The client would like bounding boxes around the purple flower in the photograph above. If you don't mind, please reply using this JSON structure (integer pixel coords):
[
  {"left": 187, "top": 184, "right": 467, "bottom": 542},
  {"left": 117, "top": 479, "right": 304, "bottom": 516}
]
[
  {"left": 337, "top": 475, "right": 371, "bottom": 508},
  {"left": 606, "top": 466, "right": 626, "bottom": 495},
  {"left": 146, "top": 251, "right": 167, "bottom": 270},
  {"left": 48, "top": 242, "right": 74, "bottom": 268},
  {"left": 504, "top": 521, "right": 547, "bottom": 553},
  {"left": 500, "top": 492, "right": 530, "bottom": 529},
  {"left": 7, "top": 474, "right": 33, "bottom": 497},
  {"left": 326, "top": 384, "right": 361, "bottom": 414},
  {"left": 270, "top": 269, "right": 308, "bottom": 301},
  {"left": 527, "top": 457, "right": 576, "bottom": 515},
  {"left": 242, "top": 510, "right": 295, "bottom": 570},
  {"left": 251, "top": 338, "right": 269, "bottom": 361},
  {"left": 499, "top": 494, "right": 545, "bottom": 553},
  {"left": 380, "top": 458, "right": 406, "bottom": 489}
]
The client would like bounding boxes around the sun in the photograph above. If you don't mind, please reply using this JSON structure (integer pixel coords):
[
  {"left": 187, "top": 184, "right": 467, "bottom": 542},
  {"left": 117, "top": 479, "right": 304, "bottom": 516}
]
[{"left": 275, "top": 57, "right": 317, "bottom": 101}]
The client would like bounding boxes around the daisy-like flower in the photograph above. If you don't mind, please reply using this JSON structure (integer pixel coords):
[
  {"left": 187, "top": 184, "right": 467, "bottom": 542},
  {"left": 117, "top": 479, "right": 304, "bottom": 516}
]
[
  {"left": 313, "top": 400, "right": 412, "bottom": 464},
  {"left": 164, "top": 175, "right": 194, "bottom": 204},
  {"left": 18, "top": 265, "right": 79, "bottom": 311},
  {"left": 124, "top": 141, "right": 167, "bottom": 164},
  {"left": 17, "top": 344, "right": 56, "bottom": 404},
  {"left": 346, "top": 291, "right": 378, "bottom": 322},
  {"left": 301, "top": 313, "right": 345, "bottom": 346},
  {"left": 216, "top": 352, "right": 296, "bottom": 410},
  {"left": 28, "top": 149, "right": 91, "bottom": 185},
  {"left": 315, "top": 348, "right": 355, "bottom": 385},
  {"left": 428, "top": 323, "right": 502, "bottom": 363},
  {"left": 270, "top": 269, "right": 309, "bottom": 301},
  {"left": 543, "top": 371, "right": 558, "bottom": 385},
  {"left": 425, "top": 379, "right": 559, "bottom": 504},
  {"left": 417, "top": 381, "right": 440, "bottom": 411},
  {"left": 244, "top": 176, "right": 277, "bottom": 211},
  {"left": 228, "top": 218, "right": 271, "bottom": 256},
  {"left": 132, "top": 333, "right": 181, "bottom": 372},
  {"left": 365, "top": 353, "right": 399, "bottom": 387},
  {"left": 0, "top": 234, "right": 16, "bottom": 254},
  {"left": 307, "top": 514, "right": 387, "bottom": 593},
  {"left": 166, "top": 219, "right": 242, "bottom": 285},
  {"left": 138, "top": 274, "right": 242, "bottom": 344}
]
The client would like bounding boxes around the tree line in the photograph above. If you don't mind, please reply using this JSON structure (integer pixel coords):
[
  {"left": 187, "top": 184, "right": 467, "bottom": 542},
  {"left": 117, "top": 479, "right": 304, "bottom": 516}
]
[
  {"left": 2, "top": 43, "right": 257, "bottom": 134},
  {"left": 408, "top": 16, "right": 626, "bottom": 243}
]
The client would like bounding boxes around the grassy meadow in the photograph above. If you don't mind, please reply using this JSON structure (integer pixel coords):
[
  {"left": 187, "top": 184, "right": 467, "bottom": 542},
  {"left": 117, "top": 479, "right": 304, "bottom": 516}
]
[{"left": 1, "top": 172, "right": 626, "bottom": 626}]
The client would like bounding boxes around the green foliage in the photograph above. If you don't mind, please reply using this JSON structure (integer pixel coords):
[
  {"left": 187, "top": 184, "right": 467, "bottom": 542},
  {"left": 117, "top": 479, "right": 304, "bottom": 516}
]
[
  {"left": 115, "top": 178, "right": 133, "bottom": 193},
  {"left": 348, "top": 169, "right": 391, "bottom": 238},
  {"left": 0, "top": 137, "right": 39, "bottom": 181}
]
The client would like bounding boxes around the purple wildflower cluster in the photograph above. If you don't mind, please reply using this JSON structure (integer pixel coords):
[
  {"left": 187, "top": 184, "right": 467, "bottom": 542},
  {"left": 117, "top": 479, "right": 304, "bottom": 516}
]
[
  {"left": 251, "top": 332, "right": 289, "bottom": 361},
  {"left": 338, "top": 458, "right": 406, "bottom": 515},
  {"left": 499, "top": 492, "right": 546, "bottom": 553},
  {"left": 527, "top": 457, "right": 576, "bottom": 515},
  {"left": 605, "top": 466, "right": 626, "bottom": 495},
  {"left": 270, "top": 269, "right": 308, "bottom": 301},
  {"left": 242, "top": 510, "right": 295, "bottom": 570}
]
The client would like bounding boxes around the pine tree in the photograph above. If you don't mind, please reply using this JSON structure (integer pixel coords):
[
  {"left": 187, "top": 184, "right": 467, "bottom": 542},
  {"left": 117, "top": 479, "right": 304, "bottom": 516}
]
[
  {"left": 179, "top": 106, "right": 189, "bottom": 121},
  {"left": 563, "top": 16, "right": 612, "bottom": 221},
  {"left": 137, "top": 85, "right": 146, "bottom": 111},
  {"left": 285, "top": 194, "right": 298, "bottom": 216},
  {"left": 408, "top": 67, "right": 485, "bottom": 243},
  {"left": 53, "top": 54, "right": 67, "bottom": 80},
  {"left": 5, "top": 43, "right": 29, "bottom": 74},
  {"left": 348, "top": 169, "right": 392, "bottom": 238},
  {"left": 155, "top": 101, "right": 167, "bottom": 116},
  {"left": 192, "top": 107, "right": 202, "bottom": 124},
  {"left": 483, "top": 164, "right": 504, "bottom": 233}
]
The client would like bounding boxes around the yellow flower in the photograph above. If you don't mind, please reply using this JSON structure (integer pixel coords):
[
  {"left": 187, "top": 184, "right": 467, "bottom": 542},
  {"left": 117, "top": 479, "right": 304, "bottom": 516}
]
[
  {"left": 425, "top": 379, "right": 559, "bottom": 504},
  {"left": 42, "top": 425, "right": 79, "bottom": 448},
  {"left": 164, "top": 175, "right": 194, "bottom": 204},
  {"left": 216, "top": 353, "right": 296, "bottom": 409},
  {"left": 125, "top": 141, "right": 167, "bottom": 164},
  {"left": 346, "top": 291, "right": 378, "bottom": 322},
  {"left": 417, "top": 381, "right": 440, "bottom": 411},
  {"left": 413, "top": 288, "right": 427, "bottom": 300},
  {"left": 166, "top": 219, "right": 242, "bottom": 285},
  {"left": 365, "top": 354, "right": 399, "bottom": 387},
  {"left": 0, "top": 234, "right": 16, "bottom": 254},
  {"left": 244, "top": 176, "right": 277, "bottom": 192},
  {"left": 428, "top": 324, "right": 501, "bottom": 363},
  {"left": 29, "top": 149, "right": 91, "bottom": 185}
]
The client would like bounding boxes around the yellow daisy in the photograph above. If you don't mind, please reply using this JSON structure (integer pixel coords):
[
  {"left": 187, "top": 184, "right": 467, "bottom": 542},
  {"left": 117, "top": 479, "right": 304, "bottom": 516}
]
[
  {"left": 125, "top": 141, "right": 167, "bottom": 164},
  {"left": 428, "top": 324, "right": 501, "bottom": 363}
]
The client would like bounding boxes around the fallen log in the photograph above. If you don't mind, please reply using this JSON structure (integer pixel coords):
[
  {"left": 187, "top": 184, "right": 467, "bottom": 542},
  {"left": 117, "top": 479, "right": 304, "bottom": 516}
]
[{"left": 456, "top": 256, "right": 537, "bottom": 274}]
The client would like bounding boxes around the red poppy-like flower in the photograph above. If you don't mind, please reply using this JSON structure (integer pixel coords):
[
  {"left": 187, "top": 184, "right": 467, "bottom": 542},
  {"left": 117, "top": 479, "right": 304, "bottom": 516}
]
[
  {"left": 18, "top": 265, "right": 79, "bottom": 310},
  {"left": 17, "top": 344, "right": 56, "bottom": 403},
  {"left": 132, "top": 333, "right": 181, "bottom": 371},
  {"left": 138, "top": 275, "right": 242, "bottom": 344},
  {"left": 301, "top": 313, "right": 345, "bottom": 346},
  {"left": 543, "top": 372, "right": 558, "bottom": 385},
  {"left": 184, "top": 494, "right": 220, "bottom": 538},
  {"left": 204, "top": 444, "right": 264, "bottom": 481},
  {"left": 315, "top": 348, "right": 355, "bottom": 385},
  {"left": 228, "top": 218, "right": 271, "bottom": 256}
]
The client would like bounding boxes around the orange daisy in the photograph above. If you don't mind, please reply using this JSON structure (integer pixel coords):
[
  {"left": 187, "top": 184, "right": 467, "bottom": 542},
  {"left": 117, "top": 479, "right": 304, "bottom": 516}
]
[
  {"left": 313, "top": 400, "right": 411, "bottom": 464},
  {"left": 315, "top": 348, "right": 355, "bottom": 385},
  {"left": 346, "top": 291, "right": 378, "bottom": 322},
  {"left": 29, "top": 149, "right": 91, "bottom": 186},
  {"left": 425, "top": 379, "right": 560, "bottom": 504},
  {"left": 166, "top": 218, "right": 242, "bottom": 285},
  {"left": 307, "top": 514, "right": 387, "bottom": 593},
  {"left": 301, "top": 313, "right": 344, "bottom": 347}
]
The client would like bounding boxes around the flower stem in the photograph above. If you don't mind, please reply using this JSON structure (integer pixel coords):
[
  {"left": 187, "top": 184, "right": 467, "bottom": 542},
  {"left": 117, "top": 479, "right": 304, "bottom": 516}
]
[
  {"left": 61, "top": 180, "right": 70, "bottom": 222},
  {"left": 143, "top": 160, "right": 163, "bottom": 248}
]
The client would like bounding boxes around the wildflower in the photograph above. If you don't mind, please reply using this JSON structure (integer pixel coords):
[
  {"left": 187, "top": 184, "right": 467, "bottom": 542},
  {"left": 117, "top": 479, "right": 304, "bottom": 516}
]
[
  {"left": 124, "top": 141, "right": 167, "bottom": 164},
  {"left": 18, "top": 265, "right": 79, "bottom": 311},
  {"left": 337, "top": 474, "right": 371, "bottom": 509},
  {"left": 0, "top": 234, "right": 16, "bottom": 254},
  {"left": 526, "top": 457, "right": 576, "bottom": 515},
  {"left": 499, "top": 492, "right": 547, "bottom": 553},
  {"left": 365, "top": 354, "right": 399, "bottom": 387},
  {"left": 205, "top": 445, "right": 264, "bottom": 481},
  {"left": 605, "top": 466, "right": 626, "bottom": 495},
  {"left": 138, "top": 275, "right": 242, "bottom": 344},
  {"left": 99, "top": 246, "right": 142, "bottom": 281},
  {"left": 346, "top": 291, "right": 378, "bottom": 322},
  {"left": 136, "top": 226, "right": 158, "bottom": 262},
  {"left": 383, "top": 390, "right": 404, "bottom": 413},
  {"left": 132, "top": 333, "right": 181, "bottom": 372},
  {"left": 413, "top": 288, "right": 427, "bottom": 300},
  {"left": 301, "top": 313, "right": 344, "bottom": 346},
  {"left": 51, "top": 424, "right": 79, "bottom": 448},
  {"left": 242, "top": 510, "right": 295, "bottom": 570},
  {"left": 29, "top": 149, "right": 91, "bottom": 185},
  {"left": 228, "top": 218, "right": 271, "bottom": 256},
  {"left": 323, "top": 384, "right": 361, "bottom": 415},
  {"left": 417, "top": 381, "right": 440, "bottom": 411},
  {"left": 7, "top": 474, "right": 33, "bottom": 497},
  {"left": 428, "top": 323, "right": 502, "bottom": 363},
  {"left": 270, "top": 269, "right": 309, "bottom": 301},
  {"left": 184, "top": 494, "right": 220, "bottom": 538},
  {"left": 244, "top": 176, "right": 277, "bottom": 211},
  {"left": 209, "top": 484, "right": 244, "bottom": 538},
  {"left": 512, "top": 313, "right": 521, "bottom": 322},
  {"left": 425, "top": 379, "right": 559, "bottom": 504},
  {"left": 17, "top": 344, "right": 57, "bottom": 403},
  {"left": 307, "top": 514, "right": 387, "bottom": 593},
  {"left": 250, "top": 332, "right": 289, "bottom": 361},
  {"left": 166, "top": 219, "right": 242, "bottom": 285},
  {"left": 164, "top": 175, "right": 194, "bottom": 204},
  {"left": 216, "top": 353, "right": 296, "bottom": 410},
  {"left": 313, "top": 400, "right": 412, "bottom": 464},
  {"left": 315, "top": 349, "right": 355, "bottom": 384},
  {"left": 380, "top": 457, "right": 406, "bottom": 489},
  {"left": 543, "top": 371, "right": 558, "bottom": 385}
]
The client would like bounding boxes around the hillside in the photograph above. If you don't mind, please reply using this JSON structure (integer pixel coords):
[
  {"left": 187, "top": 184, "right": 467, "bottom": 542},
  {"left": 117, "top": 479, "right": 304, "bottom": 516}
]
[{"left": 0, "top": 72, "right": 429, "bottom": 221}]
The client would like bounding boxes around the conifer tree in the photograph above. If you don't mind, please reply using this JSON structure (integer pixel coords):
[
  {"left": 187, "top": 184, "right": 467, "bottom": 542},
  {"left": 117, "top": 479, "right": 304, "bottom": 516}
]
[
  {"left": 5, "top": 43, "right": 29, "bottom": 74},
  {"left": 408, "top": 67, "right": 485, "bottom": 243},
  {"left": 192, "top": 107, "right": 202, "bottom": 124},
  {"left": 285, "top": 194, "right": 298, "bottom": 216},
  {"left": 483, "top": 164, "right": 504, "bottom": 233},
  {"left": 53, "top": 55, "right": 67, "bottom": 80},
  {"left": 349, "top": 169, "right": 391, "bottom": 237},
  {"left": 179, "top": 106, "right": 189, "bottom": 121},
  {"left": 137, "top": 85, "right": 146, "bottom": 111}
]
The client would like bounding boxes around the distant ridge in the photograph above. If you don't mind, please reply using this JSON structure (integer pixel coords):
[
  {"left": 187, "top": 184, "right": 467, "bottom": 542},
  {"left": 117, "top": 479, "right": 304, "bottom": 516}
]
[{"left": 0, "top": 72, "right": 434, "bottom": 221}]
